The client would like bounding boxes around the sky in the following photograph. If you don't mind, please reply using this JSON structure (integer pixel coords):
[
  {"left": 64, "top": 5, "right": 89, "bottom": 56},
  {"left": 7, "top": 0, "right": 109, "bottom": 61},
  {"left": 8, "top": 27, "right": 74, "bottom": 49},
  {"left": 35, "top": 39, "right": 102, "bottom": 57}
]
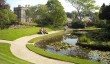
[{"left": 6, "top": 0, "right": 110, "bottom": 12}]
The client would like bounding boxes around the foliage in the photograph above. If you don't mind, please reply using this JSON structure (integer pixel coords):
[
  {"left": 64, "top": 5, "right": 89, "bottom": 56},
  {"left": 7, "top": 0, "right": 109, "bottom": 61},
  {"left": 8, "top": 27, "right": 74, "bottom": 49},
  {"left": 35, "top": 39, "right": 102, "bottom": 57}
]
[
  {"left": 79, "top": 35, "right": 91, "bottom": 44},
  {"left": 99, "top": 3, "right": 110, "bottom": 21},
  {"left": 27, "top": 0, "right": 67, "bottom": 27},
  {"left": 26, "top": 44, "right": 100, "bottom": 64},
  {"left": 66, "top": 12, "right": 74, "bottom": 18},
  {"left": 46, "top": 0, "right": 67, "bottom": 26},
  {"left": 71, "top": 21, "right": 86, "bottom": 28},
  {"left": 66, "top": 0, "right": 98, "bottom": 21},
  {"left": 99, "top": 4, "right": 110, "bottom": 29},
  {"left": 95, "top": 20, "right": 107, "bottom": 28},
  {"left": 0, "top": 0, "right": 17, "bottom": 29},
  {"left": 0, "top": 9, "right": 17, "bottom": 29},
  {"left": 19, "top": 22, "right": 37, "bottom": 26},
  {"left": 35, "top": 4, "right": 50, "bottom": 26},
  {"left": 0, "top": 0, "right": 10, "bottom": 9},
  {"left": 25, "top": 6, "right": 37, "bottom": 22},
  {"left": 0, "top": 43, "right": 31, "bottom": 64},
  {"left": 88, "top": 30, "right": 110, "bottom": 42}
]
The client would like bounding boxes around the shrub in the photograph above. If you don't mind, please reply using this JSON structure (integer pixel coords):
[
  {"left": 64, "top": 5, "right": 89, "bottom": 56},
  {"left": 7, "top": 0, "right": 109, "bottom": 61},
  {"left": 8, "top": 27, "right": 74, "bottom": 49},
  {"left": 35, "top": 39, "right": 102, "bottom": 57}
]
[
  {"left": 95, "top": 20, "right": 107, "bottom": 28},
  {"left": 71, "top": 21, "right": 85, "bottom": 29},
  {"left": 79, "top": 35, "right": 91, "bottom": 44},
  {"left": 88, "top": 30, "right": 110, "bottom": 42}
]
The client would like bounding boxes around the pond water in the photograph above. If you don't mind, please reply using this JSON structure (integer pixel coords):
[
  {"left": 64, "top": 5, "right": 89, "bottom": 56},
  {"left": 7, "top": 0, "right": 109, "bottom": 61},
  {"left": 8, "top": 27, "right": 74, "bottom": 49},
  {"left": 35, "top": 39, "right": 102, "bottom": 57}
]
[{"left": 35, "top": 32, "right": 110, "bottom": 64}]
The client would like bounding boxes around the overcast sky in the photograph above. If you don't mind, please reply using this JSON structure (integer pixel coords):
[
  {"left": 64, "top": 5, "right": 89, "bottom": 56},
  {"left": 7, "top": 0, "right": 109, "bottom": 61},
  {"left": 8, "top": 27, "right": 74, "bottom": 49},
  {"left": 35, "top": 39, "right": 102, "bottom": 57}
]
[{"left": 6, "top": 0, "right": 110, "bottom": 12}]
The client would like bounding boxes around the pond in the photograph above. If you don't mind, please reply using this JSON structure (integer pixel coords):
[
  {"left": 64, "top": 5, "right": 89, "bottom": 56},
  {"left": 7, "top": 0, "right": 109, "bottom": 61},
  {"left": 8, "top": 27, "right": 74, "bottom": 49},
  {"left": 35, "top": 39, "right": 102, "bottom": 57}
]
[{"left": 35, "top": 31, "right": 110, "bottom": 64}]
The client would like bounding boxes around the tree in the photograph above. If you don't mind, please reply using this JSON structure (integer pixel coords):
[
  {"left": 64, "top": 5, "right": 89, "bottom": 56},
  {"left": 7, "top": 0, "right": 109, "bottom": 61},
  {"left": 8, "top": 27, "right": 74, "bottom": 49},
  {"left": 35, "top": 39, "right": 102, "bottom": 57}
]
[
  {"left": 26, "top": 4, "right": 50, "bottom": 26},
  {"left": 99, "top": 4, "right": 110, "bottom": 29},
  {"left": 0, "top": 0, "right": 17, "bottom": 29},
  {"left": 0, "top": 9, "right": 17, "bottom": 29},
  {"left": 99, "top": 4, "right": 110, "bottom": 22},
  {"left": 0, "top": 0, "right": 10, "bottom": 9},
  {"left": 35, "top": 4, "right": 50, "bottom": 26},
  {"left": 46, "top": 0, "right": 67, "bottom": 26},
  {"left": 66, "top": 0, "right": 98, "bottom": 21},
  {"left": 25, "top": 6, "right": 37, "bottom": 22},
  {"left": 66, "top": 12, "right": 74, "bottom": 18}
]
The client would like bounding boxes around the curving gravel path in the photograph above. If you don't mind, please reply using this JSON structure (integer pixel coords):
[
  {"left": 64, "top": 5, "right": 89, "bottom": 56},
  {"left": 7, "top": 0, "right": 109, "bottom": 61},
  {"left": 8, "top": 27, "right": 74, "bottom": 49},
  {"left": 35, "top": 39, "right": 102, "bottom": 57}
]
[{"left": 1, "top": 31, "right": 74, "bottom": 64}]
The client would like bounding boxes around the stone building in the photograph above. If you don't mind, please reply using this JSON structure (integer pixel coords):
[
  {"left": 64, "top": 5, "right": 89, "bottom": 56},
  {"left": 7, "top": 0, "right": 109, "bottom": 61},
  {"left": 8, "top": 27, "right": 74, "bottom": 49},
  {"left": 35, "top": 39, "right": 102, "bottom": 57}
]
[{"left": 14, "top": 5, "right": 31, "bottom": 22}]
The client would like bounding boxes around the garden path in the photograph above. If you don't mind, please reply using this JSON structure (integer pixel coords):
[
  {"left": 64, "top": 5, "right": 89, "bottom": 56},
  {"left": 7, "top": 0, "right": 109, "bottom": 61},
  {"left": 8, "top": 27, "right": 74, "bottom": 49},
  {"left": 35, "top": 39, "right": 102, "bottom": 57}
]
[
  {"left": 0, "top": 31, "right": 73, "bottom": 64},
  {"left": 0, "top": 40, "right": 12, "bottom": 43}
]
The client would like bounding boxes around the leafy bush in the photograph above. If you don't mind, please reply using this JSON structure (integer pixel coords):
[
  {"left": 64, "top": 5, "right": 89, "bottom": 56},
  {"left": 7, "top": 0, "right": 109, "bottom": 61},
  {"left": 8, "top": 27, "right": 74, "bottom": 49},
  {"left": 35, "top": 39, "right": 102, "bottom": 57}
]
[
  {"left": 71, "top": 21, "right": 85, "bottom": 29},
  {"left": 88, "top": 30, "right": 110, "bottom": 42},
  {"left": 19, "top": 22, "right": 37, "bottom": 26},
  {"left": 79, "top": 35, "right": 91, "bottom": 43},
  {"left": 95, "top": 20, "right": 107, "bottom": 28}
]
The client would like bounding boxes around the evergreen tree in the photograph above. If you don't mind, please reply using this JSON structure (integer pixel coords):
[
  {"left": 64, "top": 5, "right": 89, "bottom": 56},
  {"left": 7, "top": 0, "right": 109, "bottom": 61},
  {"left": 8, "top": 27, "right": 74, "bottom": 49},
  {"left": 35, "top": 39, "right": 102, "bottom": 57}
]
[
  {"left": 99, "top": 4, "right": 110, "bottom": 22},
  {"left": 99, "top": 3, "right": 106, "bottom": 20}
]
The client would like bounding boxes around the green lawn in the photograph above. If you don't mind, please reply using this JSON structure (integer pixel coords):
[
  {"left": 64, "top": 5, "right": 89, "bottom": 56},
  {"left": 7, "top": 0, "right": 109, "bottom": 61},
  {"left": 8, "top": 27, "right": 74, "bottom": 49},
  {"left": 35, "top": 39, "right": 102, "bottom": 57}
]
[
  {"left": 85, "top": 26, "right": 101, "bottom": 30},
  {"left": 27, "top": 44, "right": 101, "bottom": 64},
  {"left": 0, "top": 27, "right": 62, "bottom": 41},
  {"left": 28, "top": 31, "right": 63, "bottom": 43},
  {"left": 0, "top": 43, "right": 32, "bottom": 64}
]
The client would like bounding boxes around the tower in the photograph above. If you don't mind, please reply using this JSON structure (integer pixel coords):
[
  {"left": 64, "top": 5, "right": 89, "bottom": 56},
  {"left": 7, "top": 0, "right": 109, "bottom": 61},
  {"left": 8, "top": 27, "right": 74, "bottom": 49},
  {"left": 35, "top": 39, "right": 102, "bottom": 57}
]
[{"left": 14, "top": 5, "right": 31, "bottom": 22}]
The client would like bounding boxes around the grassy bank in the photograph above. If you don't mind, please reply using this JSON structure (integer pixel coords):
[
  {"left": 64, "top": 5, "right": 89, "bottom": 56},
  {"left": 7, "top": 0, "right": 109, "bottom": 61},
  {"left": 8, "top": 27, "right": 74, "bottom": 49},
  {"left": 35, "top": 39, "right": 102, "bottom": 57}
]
[
  {"left": 27, "top": 44, "right": 101, "bottom": 64},
  {"left": 28, "top": 31, "right": 64, "bottom": 43},
  {"left": 0, "top": 27, "right": 62, "bottom": 41},
  {"left": 0, "top": 43, "right": 32, "bottom": 64}
]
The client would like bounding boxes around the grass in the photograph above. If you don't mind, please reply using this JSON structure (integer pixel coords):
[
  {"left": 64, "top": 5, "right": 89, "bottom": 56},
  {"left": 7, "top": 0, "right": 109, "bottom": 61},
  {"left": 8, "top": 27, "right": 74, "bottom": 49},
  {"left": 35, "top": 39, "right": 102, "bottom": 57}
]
[
  {"left": 0, "top": 43, "right": 32, "bottom": 64},
  {"left": 27, "top": 44, "right": 101, "bottom": 64},
  {"left": 85, "top": 26, "right": 101, "bottom": 30},
  {"left": 28, "top": 31, "right": 63, "bottom": 43},
  {"left": 0, "top": 26, "right": 62, "bottom": 41}
]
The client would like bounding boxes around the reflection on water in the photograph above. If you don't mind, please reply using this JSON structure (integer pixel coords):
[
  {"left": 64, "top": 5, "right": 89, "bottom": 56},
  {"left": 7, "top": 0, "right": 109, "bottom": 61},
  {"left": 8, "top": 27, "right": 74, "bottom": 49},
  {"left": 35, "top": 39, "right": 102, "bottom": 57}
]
[
  {"left": 35, "top": 33, "right": 110, "bottom": 64},
  {"left": 63, "top": 36, "right": 78, "bottom": 46}
]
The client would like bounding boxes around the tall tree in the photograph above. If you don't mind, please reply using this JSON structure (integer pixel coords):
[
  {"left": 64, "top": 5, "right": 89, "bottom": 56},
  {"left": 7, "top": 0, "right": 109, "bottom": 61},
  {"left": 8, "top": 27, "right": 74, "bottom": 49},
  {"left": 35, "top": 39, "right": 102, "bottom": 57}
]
[
  {"left": 99, "top": 3, "right": 106, "bottom": 20},
  {"left": 46, "top": 0, "right": 67, "bottom": 26},
  {"left": 26, "top": 4, "right": 50, "bottom": 26},
  {"left": 25, "top": 6, "right": 38, "bottom": 22},
  {"left": 99, "top": 3, "right": 110, "bottom": 22},
  {"left": 66, "top": 0, "right": 98, "bottom": 21},
  {"left": 35, "top": 4, "right": 50, "bottom": 26}
]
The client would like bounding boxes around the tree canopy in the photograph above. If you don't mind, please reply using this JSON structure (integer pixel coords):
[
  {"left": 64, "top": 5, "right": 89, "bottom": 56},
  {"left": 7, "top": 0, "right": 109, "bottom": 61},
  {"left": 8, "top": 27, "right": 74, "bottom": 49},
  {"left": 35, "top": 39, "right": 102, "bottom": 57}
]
[
  {"left": 66, "top": 0, "right": 98, "bottom": 21},
  {"left": 46, "top": 0, "right": 67, "bottom": 26},
  {"left": 27, "top": 0, "right": 67, "bottom": 27},
  {"left": 0, "top": 0, "right": 17, "bottom": 29},
  {"left": 99, "top": 3, "right": 110, "bottom": 22}
]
